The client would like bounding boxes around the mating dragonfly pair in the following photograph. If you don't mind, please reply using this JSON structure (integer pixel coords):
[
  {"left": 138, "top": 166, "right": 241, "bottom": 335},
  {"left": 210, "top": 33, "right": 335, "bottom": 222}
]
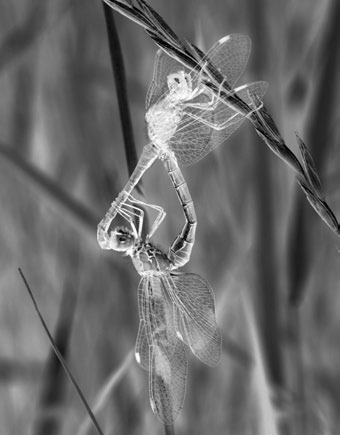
[{"left": 97, "top": 34, "right": 267, "bottom": 424}]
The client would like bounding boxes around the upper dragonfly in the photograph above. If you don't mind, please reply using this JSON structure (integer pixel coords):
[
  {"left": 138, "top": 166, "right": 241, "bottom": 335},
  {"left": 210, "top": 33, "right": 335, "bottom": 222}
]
[
  {"left": 98, "top": 34, "right": 268, "bottom": 237},
  {"left": 98, "top": 156, "right": 221, "bottom": 424}
]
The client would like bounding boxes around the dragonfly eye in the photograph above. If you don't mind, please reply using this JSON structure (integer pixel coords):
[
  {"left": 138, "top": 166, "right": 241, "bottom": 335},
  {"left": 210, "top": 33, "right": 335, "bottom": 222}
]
[{"left": 110, "top": 227, "right": 135, "bottom": 251}]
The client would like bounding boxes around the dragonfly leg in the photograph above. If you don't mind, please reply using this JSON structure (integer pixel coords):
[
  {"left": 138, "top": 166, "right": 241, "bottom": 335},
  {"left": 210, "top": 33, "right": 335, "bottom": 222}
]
[
  {"left": 181, "top": 78, "right": 228, "bottom": 112},
  {"left": 245, "top": 89, "right": 264, "bottom": 119},
  {"left": 184, "top": 84, "right": 264, "bottom": 131},
  {"left": 119, "top": 200, "right": 145, "bottom": 238},
  {"left": 148, "top": 205, "right": 166, "bottom": 239},
  {"left": 97, "top": 144, "right": 160, "bottom": 249},
  {"left": 198, "top": 93, "right": 262, "bottom": 130},
  {"left": 186, "top": 110, "right": 240, "bottom": 131},
  {"left": 97, "top": 191, "right": 140, "bottom": 249},
  {"left": 126, "top": 195, "right": 166, "bottom": 239}
]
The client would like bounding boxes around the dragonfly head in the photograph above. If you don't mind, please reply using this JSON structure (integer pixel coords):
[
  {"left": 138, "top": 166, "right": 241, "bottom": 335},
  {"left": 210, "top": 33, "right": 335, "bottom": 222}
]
[
  {"left": 109, "top": 226, "right": 135, "bottom": 253},
  {"left": 167, "top": 71, "right": 192, "bottom": 100}
]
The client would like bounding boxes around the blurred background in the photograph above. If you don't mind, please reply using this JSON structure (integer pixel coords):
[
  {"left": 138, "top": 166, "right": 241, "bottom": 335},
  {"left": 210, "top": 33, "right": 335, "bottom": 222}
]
[{"left": 0, "top": 0, "right": 340, "bottom": 434}]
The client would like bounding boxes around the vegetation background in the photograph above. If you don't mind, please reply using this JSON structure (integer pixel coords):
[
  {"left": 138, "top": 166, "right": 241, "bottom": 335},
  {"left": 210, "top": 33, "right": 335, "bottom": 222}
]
[{"left": 0, "top": 0, "right": 339, "bottom": 434}]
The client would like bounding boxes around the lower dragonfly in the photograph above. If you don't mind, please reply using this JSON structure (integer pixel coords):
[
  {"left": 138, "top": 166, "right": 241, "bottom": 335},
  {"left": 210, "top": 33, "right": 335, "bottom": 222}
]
[
  {"left": 98, "top": 34, "right": 267, "bottom": 238},
  {"left": 98, "top": 154, "right": 221, "bottom": 424}
]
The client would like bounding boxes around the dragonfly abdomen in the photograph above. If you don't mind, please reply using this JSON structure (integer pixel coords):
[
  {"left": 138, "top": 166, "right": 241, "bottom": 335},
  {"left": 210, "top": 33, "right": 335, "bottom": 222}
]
[{"left": 162, "top": 155, "right": 197, "bottom": 268}]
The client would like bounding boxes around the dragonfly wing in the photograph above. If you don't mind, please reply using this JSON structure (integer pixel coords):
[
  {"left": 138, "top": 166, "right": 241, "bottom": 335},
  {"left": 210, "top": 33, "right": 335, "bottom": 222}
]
[
  {"left": 149, "top": 336, "right": 187, "bottom": 425},
  {"left": 146, "top": 36, "right": 265, "bottom": 167},
  {"left": 135, "top": 320, "right": 150, "bottom": 371},
  {"left": 169, "top": 105, "right": 217, "bottom": 166},
  {"left": 173, "top": 304, "right": 222, "bottom": 367},
  {"left": 141, "top": 275, "right": 187, "bottom": 425},
  {"left": 164, "top": 273, "right": 222, "bottom": 367},
  {"left": 232, "top": 80, "right": 269, "bottom": 109},
  {"left": 136, "top": 277, "right": 151, "bottom": 370},
  {"left": 204, "top": 34, "right": 251, "bottom": 88},
  {"left": 170, "top": 108, "right": 243, "bottom": 166},
  {"left": 170, "top": 80, "right": 269, "bottom": 166},
  {"left": 206, "top": 80, "right": 269, "bottom": 146}
]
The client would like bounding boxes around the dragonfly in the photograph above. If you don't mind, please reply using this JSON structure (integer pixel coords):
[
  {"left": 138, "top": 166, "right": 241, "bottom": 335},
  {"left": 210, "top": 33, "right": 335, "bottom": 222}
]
[
  {"left": 97, "top": 34, "right": 268, "bottom": 239},
  {"left": 98, "top": 155, "right": 221, "bottom": 424}
]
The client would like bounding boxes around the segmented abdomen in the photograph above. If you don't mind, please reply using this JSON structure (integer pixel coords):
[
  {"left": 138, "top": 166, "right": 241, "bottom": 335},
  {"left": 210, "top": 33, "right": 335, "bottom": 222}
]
[{"left": 162, "top": 154, "right": 197, "bottom": 268}]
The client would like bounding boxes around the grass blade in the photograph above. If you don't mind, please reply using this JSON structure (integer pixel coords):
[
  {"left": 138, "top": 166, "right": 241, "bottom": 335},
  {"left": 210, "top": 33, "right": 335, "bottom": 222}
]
[
  {"left": 288, "top": 0, "right": 340, "bottom": 306},
  {"left": 242, "top": 292, "right": 279, "bottom": 435},
  {"left": 0, "top": 143, "right": 99, "bottom": 246},
  {"left": 102, "top": 4, "right": 142, "bottom": 194},
  {"left": 0, "top": 357, "right": 41, "bottom": 382},
  {"left": 18, "top": 268, "right": 106, "bottom": 435},
  {"left": 0, "top": 1, "right": 48, "bottom": 74},
  {"left": 135, "top": 0, "right": 186, "bottom": 51},
  {"left": 245, "top": 0, "right": 284, "bottom": 393},
  {"left": 76, "top": 350, "right": 134, "bottom": 435},
  {"left": 33, "top": 244, "right": 80, "bottom": 435},
  {"left": 296, "top": 134, "right": 323, "bottom": 199},
  {"left": 102, "top": 0, "right": 154, "bottom": 32}
]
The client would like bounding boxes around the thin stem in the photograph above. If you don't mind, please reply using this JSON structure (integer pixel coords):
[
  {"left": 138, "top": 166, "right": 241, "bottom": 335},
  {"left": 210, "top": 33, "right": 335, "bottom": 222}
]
[
  {"left": 19, "top": 269, "right": 106, "bottom": 435},
  {"left": 34, "top": 244, "right": 80, "bottom": 435},
  {"left": 102, "top": 3, "right": 142, "bottom": 194},
  {"left": 246, "top": 0, "right": 284, "bottom": 393}
]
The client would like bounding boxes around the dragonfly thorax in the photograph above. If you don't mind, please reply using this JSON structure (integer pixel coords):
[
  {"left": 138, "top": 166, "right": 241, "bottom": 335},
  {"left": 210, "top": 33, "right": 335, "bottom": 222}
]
[
  {"left": 146, "top": 102, "right": 182, "bottom": 149},
  {"left": 131, "top": 240, "right": 172, "bottom": 276}
]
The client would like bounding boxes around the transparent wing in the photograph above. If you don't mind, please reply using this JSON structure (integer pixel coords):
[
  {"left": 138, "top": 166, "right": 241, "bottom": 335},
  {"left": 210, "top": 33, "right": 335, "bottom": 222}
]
[
  {"left": 136, "top": 277, "right": 151, "bottom": 370},
  {"left": 170, "top": 81, "right": 268, "bottom": 166},
  {"left": 146, "top": 34, "right": 250, "bottom": 110},
  {"left": 201, "top": 33, "right": 251, "bottom": 89},
  {"left": 138, "top": 275, "right": 188, "bottom": 425},
  {"left": 164, "top": 272, "right": 222, "bottom": 367},
  {"left": 145, "top": 34, "right": 267, "bottom": 169},
  {"left": 146, "top": 34, "right": 267, "bottom": 166},
  {"left": 135, "top": 319, "right": 149, "bottom": 371}
]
